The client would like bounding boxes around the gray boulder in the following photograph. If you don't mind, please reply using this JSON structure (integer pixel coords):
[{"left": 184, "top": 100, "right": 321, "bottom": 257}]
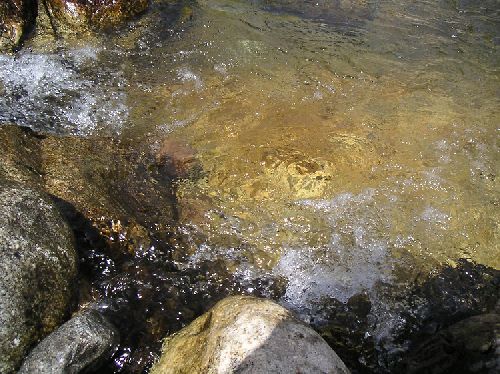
[
  {"left": 150, "top": 295, "right": 350, "bottom": 374},
  {"left": 18, "top": 309, "right": 119, "bottom": 374},
  {"left": 0, "top": 180, "right": 77, "bottom": 373}
]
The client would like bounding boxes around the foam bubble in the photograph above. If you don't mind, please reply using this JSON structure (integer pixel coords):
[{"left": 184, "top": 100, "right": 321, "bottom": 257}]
[{"left": 276, "top": 189, "right": 393, "bottom": 314}]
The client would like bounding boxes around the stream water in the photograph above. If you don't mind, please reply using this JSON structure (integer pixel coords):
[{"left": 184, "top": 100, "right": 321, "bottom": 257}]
[{"left": 0, "top": 0, "right": 499, "bottom": 373}]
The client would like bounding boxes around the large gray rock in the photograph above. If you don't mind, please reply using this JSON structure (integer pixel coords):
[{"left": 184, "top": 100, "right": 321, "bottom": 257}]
[
  {"left": 150, "top": 295, "right": 350, "bottom": 374},
  {"left": 0, "top": 180, "right": 77, "bottom": 373},
  {"left": 18, "top": 309, "right": 119, "bottom": 374}
]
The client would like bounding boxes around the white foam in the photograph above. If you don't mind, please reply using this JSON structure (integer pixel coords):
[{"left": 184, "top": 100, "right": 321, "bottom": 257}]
[
  {"left": 276, "top": 189, "right": 392, "bottom": 313},
  {"left": 0, "top": 51, "right": 128, "bottom": 135},
  {"left": 177, "top": 67, "right": 203, "bottom": 90},
  {"left": 421, "top": 206, "right": 450, "bottom": 225}
]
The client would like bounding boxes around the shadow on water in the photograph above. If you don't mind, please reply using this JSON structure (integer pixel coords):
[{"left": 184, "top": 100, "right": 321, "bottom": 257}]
[
  {"left": 251, "top": 0, "right": 378, "bottom": 30},
  {"left": 312, "top": 259, "right": 499, "bottom": 373},
  {"left": 50, "top": 194, "right": 286, "bottom": 373}
]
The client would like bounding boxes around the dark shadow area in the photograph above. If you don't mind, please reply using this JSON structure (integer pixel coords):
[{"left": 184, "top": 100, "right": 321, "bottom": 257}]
[
  {"left": 312, "top": 259, "right": 499, "bottom": 373},
  {"left": 50, "top": 195, "right": 286, "bottom": 374},
  {"left": 250, "top": 0, "right": 378, "bottom": 31}
]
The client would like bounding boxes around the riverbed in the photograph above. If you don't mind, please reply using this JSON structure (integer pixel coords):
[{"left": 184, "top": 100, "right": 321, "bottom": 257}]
[{"left": 0, "top": 0, "right": 498, "bottom": 372}]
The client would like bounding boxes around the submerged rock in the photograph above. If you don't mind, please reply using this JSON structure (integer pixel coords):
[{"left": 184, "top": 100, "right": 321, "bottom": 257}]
[
  {"left": 0, "top": 125, "right": 178, "bottom": 247},
  {"left": 150, "top": 295, "right": 350, "bottom": 374},
  {"left": 256, "top": 0, "right": 375, "bottom": 26},
  {"left": 18, "top": 309, "right": 119, "bottom": 374},
  {"left": 41, "top": 134, "right": 177, "bottom": 234},
  {"left": 0, "top": 0, "right": 36, "bottom": 52},
  {"left": 156, "top": 138, "right": 202, "bottom": 180},
  {"left": 0, "top": 180, "right": 77, "bottom": 373},
  {"left": 314, "top": 293, "right": 377, "bottom": 373},
  {"left": 403, "top": 313, "right": 500, "bottom": 373}
]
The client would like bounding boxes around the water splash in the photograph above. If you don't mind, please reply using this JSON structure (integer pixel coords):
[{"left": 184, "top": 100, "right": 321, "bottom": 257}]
[{"left": 0, "top": 51, "right": 128, "bottom": 135}]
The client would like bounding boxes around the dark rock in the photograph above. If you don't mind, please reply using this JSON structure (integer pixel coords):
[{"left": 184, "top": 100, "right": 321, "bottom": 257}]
[
  {"left": 403, "top": 313, "right": 500, "bottom": 374},
  {"left": 314, "top": 293, "right": 377, "bottom": 373},
  {"left": 386, "top": 259, "right": 500, "bottom": 372},
  {"left": 402, "top": 259, "right": 500, "bottom": 340},
  {"left": 0, "top": 0, "right": 37, "bottom": 52},
  {"left": 18, "top": 309, "right": 119, "bottom": 374},
  {"left": 0, "top": 180, "right": 77, "bottom": 373},
  {"left": 255, "top": 0, "right": 376, "bottom": 27}
]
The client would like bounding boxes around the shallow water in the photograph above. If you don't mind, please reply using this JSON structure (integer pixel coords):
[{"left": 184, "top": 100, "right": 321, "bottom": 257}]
[{"left": 1, "top": 0, "right": 499, "bottom": 372}]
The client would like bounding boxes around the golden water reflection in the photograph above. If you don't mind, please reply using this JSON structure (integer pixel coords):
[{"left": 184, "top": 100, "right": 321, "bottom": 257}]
[
  {"left": 136, "top": 1, "right": 500, "bottom": 286},
  {"left": 18, "top": 0, "right": 498, "bottom": 298}
]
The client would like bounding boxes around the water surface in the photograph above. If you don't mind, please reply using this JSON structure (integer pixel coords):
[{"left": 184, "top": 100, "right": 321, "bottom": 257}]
[{"left": 0, "top": 0, "right": 498, "bottom": 372}]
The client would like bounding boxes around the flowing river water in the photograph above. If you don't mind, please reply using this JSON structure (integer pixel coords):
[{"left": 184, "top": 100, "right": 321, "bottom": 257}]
[{"left": 0, "top": 0, "right": 499, "bottom": 372}]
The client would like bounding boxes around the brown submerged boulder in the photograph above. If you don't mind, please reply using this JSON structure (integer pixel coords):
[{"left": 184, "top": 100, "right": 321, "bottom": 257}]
[
  {"left": 0, "top": 0, "right": 37, "bottom": 52},
  {"left": 0, "top": 124, "right": 177, "bottom": 255}
]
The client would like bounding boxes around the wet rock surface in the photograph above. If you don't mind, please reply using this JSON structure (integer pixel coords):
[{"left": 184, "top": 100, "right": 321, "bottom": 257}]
[
  {"left": 0, "top": 125, "right": 284, "bottom": 372},
  {"left": 40, "top": 0, "right": 150, "bottom": 36},
  {"left": 388, "top": 260, "right": 500, "bottom": 373},
  {"left": 1, "top": 125, "right": 499, "bottom": 374},
  {"left": 41, "top": 135, "right": 177, "bottom": 227},
  {"left": 0, "top": 179, "right": 77, "bottom": 373},
  {"left": 1, "top": 0, "right": 499, "bottom": 372},
  {"left": 150, "top": 295, "right": 350, "bottom": 374},
  {"left": 402, "top": 313, "right": 500, "bottom": 374},
  {"left": 0, "top": 124, "right": 177, "bottom": 245},
  {"left": 313, "top": 293, "right": 377, "bottom": 373},
  {"left": 78, "top": 242, "right": 285, "bottom": 373},
  {"left": 18, "top": 309, "right": 119, "bottom": 374},
  {"left": 0, "top": 124, "right": 44, "bottom": 187},
  {"left": 0, "top": 0, "right": 36, "bottom": 52}
]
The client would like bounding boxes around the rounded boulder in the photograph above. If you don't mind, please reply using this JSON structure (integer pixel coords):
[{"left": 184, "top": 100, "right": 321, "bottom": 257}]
[
  {"left": 0, "top": 180, "right": 77, "bottom": 373},
  {"left": 150, "top": 295, "right": 350, "bottom": 374}
]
